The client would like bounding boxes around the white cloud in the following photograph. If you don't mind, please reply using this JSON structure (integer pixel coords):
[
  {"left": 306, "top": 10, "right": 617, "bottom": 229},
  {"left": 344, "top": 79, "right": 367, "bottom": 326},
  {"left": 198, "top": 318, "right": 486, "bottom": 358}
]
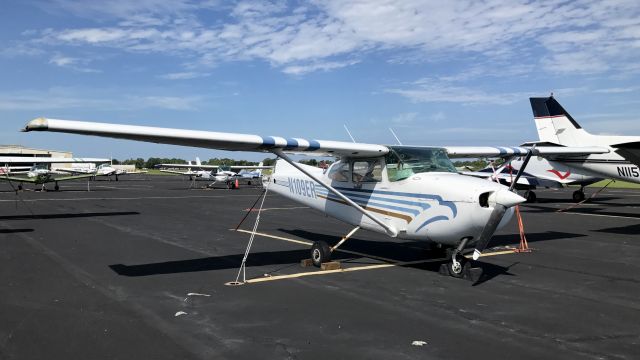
[
  {"left": 391, "top": 112, "right": 418, "bottom": 125},
  {"left": 159, "top": 71, "right": 210, "bottom": 80},
  {"left": 594, "top": 87, "right": 640, "bottom": 94},
  {"left": 48, "top": 53, "right": 101, "bottom": 73},
  {"left": 282, "top": 60, "right": 360, "bottom": 75},
  {"left": 0, "top": 88, "right": 205, "bottom": 111},
  {"left": 386, "top": 78, "right": 531, "bottom": 105},
  {"left": 19, "top": 0, "right": 640, "bottom": 76}
]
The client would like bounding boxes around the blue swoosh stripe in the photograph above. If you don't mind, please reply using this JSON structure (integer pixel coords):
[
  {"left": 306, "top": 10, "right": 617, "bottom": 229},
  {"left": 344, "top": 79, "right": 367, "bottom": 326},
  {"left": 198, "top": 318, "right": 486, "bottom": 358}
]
[
  {"left": 415, "top": 215, "right": 449, "bottom": 232},
  {"left": 333, "top": 186, "right": 457, "bottom": 217},
  {"left": 323, "top": 193, "right": 421, "bottom": 217},
  {"left": 316, "top": 188, "right": 431, "bottom": 211}
]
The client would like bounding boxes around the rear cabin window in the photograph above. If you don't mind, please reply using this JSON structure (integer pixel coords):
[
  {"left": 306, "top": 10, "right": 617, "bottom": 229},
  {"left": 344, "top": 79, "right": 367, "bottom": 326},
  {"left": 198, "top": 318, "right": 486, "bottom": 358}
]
[{"left": 328, "top": 161, "right": 350, "bottom": 182}]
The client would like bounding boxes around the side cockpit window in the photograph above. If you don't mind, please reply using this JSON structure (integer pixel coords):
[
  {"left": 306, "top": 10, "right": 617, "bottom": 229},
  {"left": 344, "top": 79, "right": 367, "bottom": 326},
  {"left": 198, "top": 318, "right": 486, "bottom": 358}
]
[{"left": 352, "top": 159, "right": 382, "bottom": 183}]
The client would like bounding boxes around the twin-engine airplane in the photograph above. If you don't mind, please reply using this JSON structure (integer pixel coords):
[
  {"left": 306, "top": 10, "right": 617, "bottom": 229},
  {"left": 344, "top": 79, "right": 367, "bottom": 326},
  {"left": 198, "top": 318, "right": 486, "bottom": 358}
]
[
  {"left": 463, "top": 157, "right": 601, "bottom": 202},
  {"left": 22, "top": 116, "right": 608, "bottom": 279},
  {"left": 0, "top": 156, "right": 109, "bottom": 190},
  {"left": 525, "top": 96, "right": 640, "bottom": 184}
]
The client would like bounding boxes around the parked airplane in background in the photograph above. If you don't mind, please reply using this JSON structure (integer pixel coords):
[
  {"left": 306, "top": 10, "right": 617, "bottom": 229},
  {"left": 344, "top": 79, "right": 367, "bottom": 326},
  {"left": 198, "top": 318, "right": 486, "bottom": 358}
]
[
  {"left": 0, "top": 156, "right": 109, "bottom": 190},
  {"left": 524, "top": 96, "right": 640, "bottom": 184},
  {"left": 23, "top": 117, "right": 608, "bottom": 279},
  {"left": 159, "top": 158, "right": 270, "bottom": 186},
  {"left": 56, "top": 162, "right": 147, "bottom": 180},
  {"left": 464, "top": 157, "right": 601, "bottom": 202}
]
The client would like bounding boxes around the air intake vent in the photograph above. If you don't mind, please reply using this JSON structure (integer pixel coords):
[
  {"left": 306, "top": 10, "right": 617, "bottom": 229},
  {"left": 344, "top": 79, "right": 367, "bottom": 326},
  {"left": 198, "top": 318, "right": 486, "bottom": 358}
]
[{"left": 479, "top": 192, "right": 491, "bottom": 208}]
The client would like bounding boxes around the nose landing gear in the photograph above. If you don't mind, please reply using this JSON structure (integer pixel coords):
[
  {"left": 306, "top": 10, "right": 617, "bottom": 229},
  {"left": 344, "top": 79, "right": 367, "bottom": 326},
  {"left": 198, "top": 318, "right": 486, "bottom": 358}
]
[{"left": 440, "top": 237, "right": 483, "bottom": 282}]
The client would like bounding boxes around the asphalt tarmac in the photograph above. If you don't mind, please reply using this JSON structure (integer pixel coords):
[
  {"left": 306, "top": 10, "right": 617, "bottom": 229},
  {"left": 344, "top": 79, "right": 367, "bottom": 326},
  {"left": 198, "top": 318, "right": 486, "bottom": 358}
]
[{"left": 0, "top": 176, "right": 638, "bottom": 359}]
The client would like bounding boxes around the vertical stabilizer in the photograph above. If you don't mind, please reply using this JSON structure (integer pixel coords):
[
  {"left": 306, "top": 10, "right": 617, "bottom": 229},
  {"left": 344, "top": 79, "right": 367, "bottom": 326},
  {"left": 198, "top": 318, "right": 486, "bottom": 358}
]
[
  {"left": 196, "top": 157, "right": 201, "bottom": 166},
  {"left": 530, "top": 96, "right": 591, "bottom": 146}
]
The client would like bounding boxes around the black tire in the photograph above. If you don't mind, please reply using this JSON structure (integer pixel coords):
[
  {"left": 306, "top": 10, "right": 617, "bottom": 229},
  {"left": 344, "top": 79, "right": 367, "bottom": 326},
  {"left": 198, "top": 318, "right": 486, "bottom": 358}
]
[
  {"left": 573, "top": 190, "right": 585, "bottom": 202},
  {"left": 17, "top": 185, "right": 23, "bottom": 191},
  {"left": 247, "top": 181, "right": 252, "bottom": 186},
  {"left": 54, "top": 184, "right": 59, "bottom": 191},
  {"left": 449, "top": 257, "right": 468, "bottom": 278},
  {"left": 525, "top": 190, "right": 537, "bottom": 203},
  {"left": 310, "top": 241, "right": 331, "bottom": 267}
]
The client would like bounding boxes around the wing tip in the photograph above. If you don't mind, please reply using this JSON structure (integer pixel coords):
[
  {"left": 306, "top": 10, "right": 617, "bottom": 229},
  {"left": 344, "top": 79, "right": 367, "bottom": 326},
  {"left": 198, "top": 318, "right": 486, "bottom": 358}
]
[{"left": 23, "top": 117, "right": 49, "bottom": 132}]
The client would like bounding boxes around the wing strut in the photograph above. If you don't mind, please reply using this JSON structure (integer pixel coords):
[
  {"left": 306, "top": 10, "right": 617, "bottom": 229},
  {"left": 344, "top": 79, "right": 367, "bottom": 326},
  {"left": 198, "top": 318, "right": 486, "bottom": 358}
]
[{"left": 272, "top": 149, "right": 398, "bottom": 237}]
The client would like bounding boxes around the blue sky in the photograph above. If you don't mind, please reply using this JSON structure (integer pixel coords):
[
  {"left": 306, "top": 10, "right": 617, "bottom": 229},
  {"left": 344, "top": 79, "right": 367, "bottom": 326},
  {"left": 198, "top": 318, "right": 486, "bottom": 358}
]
[{"left": 1, "top": 0, "right": 639, "bottom": 161}]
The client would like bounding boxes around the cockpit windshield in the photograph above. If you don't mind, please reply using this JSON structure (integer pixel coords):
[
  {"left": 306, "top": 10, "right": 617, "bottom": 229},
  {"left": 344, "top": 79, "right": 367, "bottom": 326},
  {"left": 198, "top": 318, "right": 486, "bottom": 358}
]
[{"left": 385, "top": 146, "right": 457, "bottom": 181}]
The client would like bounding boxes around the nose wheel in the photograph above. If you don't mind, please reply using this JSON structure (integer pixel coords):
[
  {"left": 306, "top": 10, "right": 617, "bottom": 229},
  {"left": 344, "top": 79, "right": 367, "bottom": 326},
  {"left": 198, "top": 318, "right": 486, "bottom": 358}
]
[{"left": 440, "top": 238, "right": 482, "bottom": 281}]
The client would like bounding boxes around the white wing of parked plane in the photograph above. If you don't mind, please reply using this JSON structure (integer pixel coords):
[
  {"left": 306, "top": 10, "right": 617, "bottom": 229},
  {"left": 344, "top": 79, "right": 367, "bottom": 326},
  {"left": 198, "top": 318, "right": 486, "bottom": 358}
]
[
  {"left": 158, "top": 163, "right": 220, "bottom": 170},
  {"left": 25, "top": 118, "right": 388, "bottom": 158}
]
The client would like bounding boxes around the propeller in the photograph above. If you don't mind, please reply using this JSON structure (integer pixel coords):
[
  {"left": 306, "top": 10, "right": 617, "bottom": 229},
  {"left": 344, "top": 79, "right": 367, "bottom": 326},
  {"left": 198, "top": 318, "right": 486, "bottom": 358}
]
[
  {"left": 473, "top": 145, "right": 536, "bottom": 260},
  {"left": 472, "top": 189, "right": 525, "bottom": 260}
]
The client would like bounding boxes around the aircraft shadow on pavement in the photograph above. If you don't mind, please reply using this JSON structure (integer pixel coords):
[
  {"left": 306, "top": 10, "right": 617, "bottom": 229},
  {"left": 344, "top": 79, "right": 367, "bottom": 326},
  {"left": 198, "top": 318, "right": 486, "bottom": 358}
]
[
  {"left": 109, "top": 227, "right": 525, "bottom": 284},
  {"left": 531, "top": 196, "right": 618, "bottom": 204},
  {"left": 523, "top": 204, "right": 640, "bottom": 219},
  {"left": 593, "top": 223, "right": 640, "bottom": 235},
  {"left": 490, "top": 231, "right": 585, "bottom": 247},
  {"left": 0, "top": 228, "right": 34, "bottom": 234},
  {"left": 109, "top": 249, "right": 353, "bottom": 277},
  {"left": 0, "top": 211, "right": 139, "bottom": 221},
  {"left": 280, "top": 229, "right": 516, "bottom": 284}
]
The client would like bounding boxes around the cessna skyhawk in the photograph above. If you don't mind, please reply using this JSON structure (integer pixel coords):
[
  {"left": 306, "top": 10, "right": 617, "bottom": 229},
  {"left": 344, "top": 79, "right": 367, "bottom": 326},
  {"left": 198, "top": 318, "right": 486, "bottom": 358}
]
[
  {"left": 23, "top": 118, "right": 607, "bottom": 278},
  {"left": 0, "top": 156, "right": 109, "bottom": 190},
  {"left": 159, "top": 157, "right": 270, "bottom": 185}
]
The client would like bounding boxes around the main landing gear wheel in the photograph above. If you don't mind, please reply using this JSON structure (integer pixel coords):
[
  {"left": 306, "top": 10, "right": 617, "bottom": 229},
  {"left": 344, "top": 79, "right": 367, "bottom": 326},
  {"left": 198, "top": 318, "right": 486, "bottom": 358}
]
[
  {"left": 573, "top": 190, "right": 585, "bottom": 202},
  {"left": 524, "top": 190, "right": 537, "bottom": 203},
  {"left": 54, "top": 184, "right": 59, "bottom": 191},
  {"left": 17, "top": 185, "right": 23, "bottom": 191},
  {"left": 311, "top": 241, "right": 331, "bottom": 267}
]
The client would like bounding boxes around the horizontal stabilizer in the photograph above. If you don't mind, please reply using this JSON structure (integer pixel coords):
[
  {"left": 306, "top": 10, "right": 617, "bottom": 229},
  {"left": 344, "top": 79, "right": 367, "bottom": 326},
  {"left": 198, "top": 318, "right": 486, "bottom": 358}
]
[{"left": 612, "top": 141, "right": 640, "bottom": 167}]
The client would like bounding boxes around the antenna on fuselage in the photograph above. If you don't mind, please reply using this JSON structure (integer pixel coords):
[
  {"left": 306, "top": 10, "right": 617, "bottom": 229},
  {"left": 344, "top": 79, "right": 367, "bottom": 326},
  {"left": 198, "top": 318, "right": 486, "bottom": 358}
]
[
  {"left": 343, "top": 124, "right": 357, "bottom": 143},
  {"left": 389, "top": 128, "right": 403, "bottom": 145}
]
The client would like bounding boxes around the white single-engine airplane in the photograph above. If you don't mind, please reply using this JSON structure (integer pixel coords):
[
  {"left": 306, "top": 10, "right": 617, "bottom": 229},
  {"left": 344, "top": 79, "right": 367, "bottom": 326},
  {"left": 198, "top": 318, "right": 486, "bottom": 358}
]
[
  {"left": 525, "top": 96, "right": 640, "bottom": 184},
  {"left": 56, "top": 162, "right": 147, "bottom": 180},
  {"left": 159, "top": 158, "right": 270, "bottom": 187},
  {"left": 22, "top": 118, "right": 608, "bottom": 279},
  {"left": 0, "top": 156, "right": 110, "bottom": 190}
]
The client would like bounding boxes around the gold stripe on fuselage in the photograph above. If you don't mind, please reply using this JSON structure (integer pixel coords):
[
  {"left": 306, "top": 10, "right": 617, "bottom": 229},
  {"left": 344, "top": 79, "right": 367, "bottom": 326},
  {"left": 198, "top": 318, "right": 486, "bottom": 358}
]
[{"left": 317, "top": 194, "right": 413, "bottom": 223}]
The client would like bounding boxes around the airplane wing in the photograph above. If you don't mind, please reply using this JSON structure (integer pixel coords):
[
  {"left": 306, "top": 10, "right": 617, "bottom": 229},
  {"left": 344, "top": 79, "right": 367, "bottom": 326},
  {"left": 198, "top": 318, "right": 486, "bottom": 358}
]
[
  {"left": 24, "top": 118, "right": 389, "bottom": 158},
  {"left": 229, "top": 165, "right": 273, "bottom": 170},
  {"left": 51, "top": 174, "right": 96, "bottom": 181},
  {"left": 159, "top": 169, "right": 197, "bottom": 176},
  {"left": 0, "top": 175, "right": 40, "bottom": 183},
  {"left": 158, "top": 163, "right": 220, "bottom": 170},
  {"left": 0, "top": 156, "right": 109, "bottom": 164},
  {"left": 611, "top": 142, "right": 640, "bottom": 167},
  {"left": 444, "top": 145, "right": 609, "bottom": 158}
]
